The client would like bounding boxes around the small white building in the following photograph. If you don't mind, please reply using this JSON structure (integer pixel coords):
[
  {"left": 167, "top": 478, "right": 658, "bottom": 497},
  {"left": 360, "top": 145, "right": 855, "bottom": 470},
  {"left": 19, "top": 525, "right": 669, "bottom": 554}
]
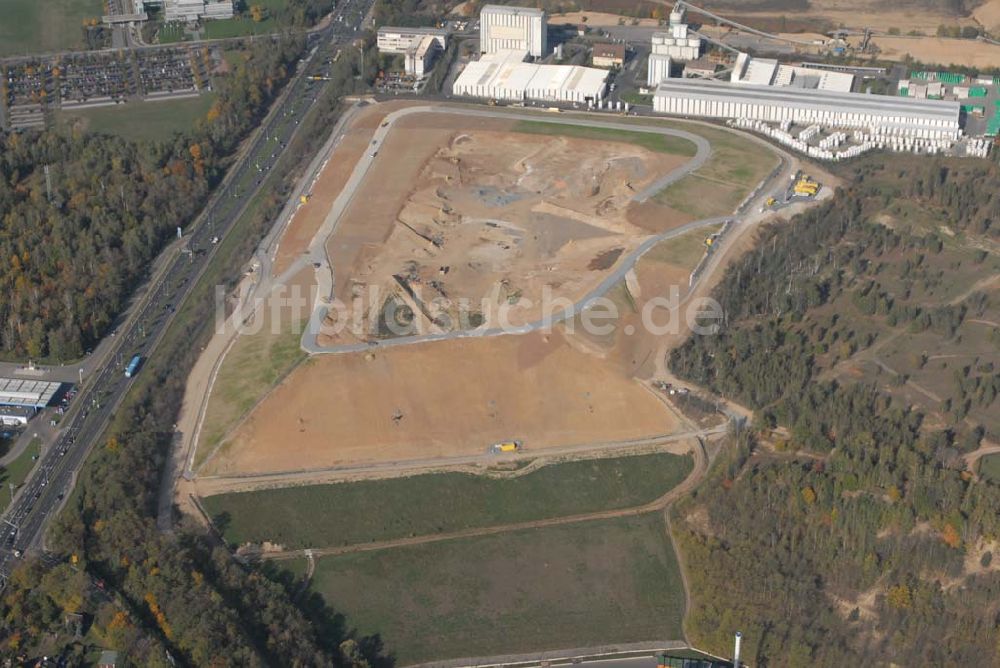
[
  {"left": 406, "top": 36, "right": 440, "bottom": 78},
  {"left": 376, "top": 26, "right": 449, "bottom": 53},
  {"left": 377, "top": 26, "right": 450, "bottom": 77},
  {"left": 480, "top": 5, "right": 547, "bottom": 58}
]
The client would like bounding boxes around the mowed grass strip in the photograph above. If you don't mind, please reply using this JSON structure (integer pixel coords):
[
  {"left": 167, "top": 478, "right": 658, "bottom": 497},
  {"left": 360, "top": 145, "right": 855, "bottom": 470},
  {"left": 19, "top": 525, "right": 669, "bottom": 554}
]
[
  {"left": 307, "top": 513, "right": 686, "bottom": 664},
  {"left": 203, "top": 452, "right": 692, "bottom": 548},
  {"left": 196, "top": 322, "right": 306, "bottom": 467},
  {"left": 641, "top": 225, "right": 722, "bottom": 269},
  {"left": 201, "top": 0, "right": 289, "bottom": 39},
  {"left": 513, "top": 120, "right": 698, "bottom": 157},
  {"left": 0, "top": 439, "right": 42, "bottom": 513},
  {"left": 57, "top": 94, "right": 217, "bottom": 143},
  {"left": 656, "top": 124, "right": 778, "bottom": 218}
]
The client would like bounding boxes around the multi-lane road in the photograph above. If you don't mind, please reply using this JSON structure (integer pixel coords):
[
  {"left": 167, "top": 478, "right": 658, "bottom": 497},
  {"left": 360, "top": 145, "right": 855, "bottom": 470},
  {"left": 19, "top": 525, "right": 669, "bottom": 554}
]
[{"left": 0, "top": 0, "right": 375, "bottom": 581}]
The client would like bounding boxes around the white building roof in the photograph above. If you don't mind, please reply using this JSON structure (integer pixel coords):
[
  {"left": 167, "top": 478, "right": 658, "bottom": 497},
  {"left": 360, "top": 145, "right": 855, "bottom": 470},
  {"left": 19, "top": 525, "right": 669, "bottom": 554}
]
[
  {"left": 377, "top": 26, "right": 450, "bottom": 37},
  {"left": 0, "top": 378, "right": 62, "bottom": 408},
  {"left": 738, "top": 57, "right": 778, "bottom": 86},
  {"left": 454, "top": 52, "right": 607, "bottom": 101},
  {"left": 655, "top": 78, "right": 960, "bottom": 126},
  {"left": 527, "top": 64, "right": 607, "bottom": 97},
  {"left": 481, "top": 4, "right": 544, "bottom": 16},
  {"left": 733, "top": 54, "right": 853, "bottom": 92}
]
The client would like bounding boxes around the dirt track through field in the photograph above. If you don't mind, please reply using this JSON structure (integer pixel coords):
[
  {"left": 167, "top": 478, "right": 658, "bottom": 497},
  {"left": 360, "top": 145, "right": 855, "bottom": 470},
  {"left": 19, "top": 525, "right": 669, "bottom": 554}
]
[{"left": 262, "top": 434, "right": 709, "bottom": 561}]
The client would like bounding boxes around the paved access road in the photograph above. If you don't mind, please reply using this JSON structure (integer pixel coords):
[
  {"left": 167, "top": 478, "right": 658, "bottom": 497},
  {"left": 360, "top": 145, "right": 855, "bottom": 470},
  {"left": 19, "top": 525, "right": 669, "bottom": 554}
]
[
  {"left": 290, "top": 105, "right": 726, "bottom": 355},
  {"left": 0, "top": 0, "right": 375, "bottom": 582},
  {"left": 291, "top": 104, "right": 799, "bottom": 356}
]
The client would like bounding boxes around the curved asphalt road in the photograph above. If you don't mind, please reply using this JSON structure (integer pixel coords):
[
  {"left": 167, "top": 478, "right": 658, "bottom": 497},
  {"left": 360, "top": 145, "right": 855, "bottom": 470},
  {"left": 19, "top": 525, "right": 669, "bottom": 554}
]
[{"left": 290, "top": 105, "right": 720, "bottom": 355}]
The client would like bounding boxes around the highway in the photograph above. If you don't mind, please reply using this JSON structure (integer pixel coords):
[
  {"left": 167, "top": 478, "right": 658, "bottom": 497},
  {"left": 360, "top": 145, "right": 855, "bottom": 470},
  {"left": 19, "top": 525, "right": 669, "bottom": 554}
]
[{"left": 0, "top": 0, "right": 375, "bottom": 581}]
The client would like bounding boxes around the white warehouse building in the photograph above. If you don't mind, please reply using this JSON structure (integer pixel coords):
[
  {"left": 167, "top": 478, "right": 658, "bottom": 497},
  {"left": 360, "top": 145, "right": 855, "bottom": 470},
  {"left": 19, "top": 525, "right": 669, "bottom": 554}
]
[
  {"left": 453, "top": 50, "right": 606, "bottom": 103},
  {"left": 480, "top": 5, "right": 547, "bottom": 57},
  {"left": 653, "top": 79, "right": 962, "bottom": 140}
]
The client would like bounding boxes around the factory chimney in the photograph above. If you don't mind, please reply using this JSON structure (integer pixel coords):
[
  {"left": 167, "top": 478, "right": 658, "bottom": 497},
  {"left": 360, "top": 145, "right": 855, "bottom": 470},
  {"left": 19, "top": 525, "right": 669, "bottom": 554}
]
[{"left": 733, "top": 631, "right": 743, "bottom": 668}]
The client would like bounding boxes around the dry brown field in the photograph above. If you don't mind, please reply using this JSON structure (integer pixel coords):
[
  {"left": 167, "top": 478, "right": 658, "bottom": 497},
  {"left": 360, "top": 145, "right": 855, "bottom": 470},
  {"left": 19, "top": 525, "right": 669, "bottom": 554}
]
[{"left": 202, "top": 330, "right": 682, "bottom": 475}]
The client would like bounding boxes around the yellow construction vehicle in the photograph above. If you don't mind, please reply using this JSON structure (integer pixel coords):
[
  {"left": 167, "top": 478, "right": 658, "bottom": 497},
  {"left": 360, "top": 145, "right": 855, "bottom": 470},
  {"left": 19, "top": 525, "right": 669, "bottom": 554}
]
[
  {"left": 300, "top": 194, "right": 310, "bottom": 204},
  {"left": 766, "top": 196, "right": 777, "bottom": 207},
  {"left": 491, "top": 440, "right": 521, "bottom": 453},
  {"left": 793, "top": 178, "right": 819, "bottom": 196}
]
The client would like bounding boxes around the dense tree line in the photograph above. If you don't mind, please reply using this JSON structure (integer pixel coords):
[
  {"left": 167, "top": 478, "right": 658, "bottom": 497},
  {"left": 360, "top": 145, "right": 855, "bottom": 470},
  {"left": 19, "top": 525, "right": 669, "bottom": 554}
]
[
  {"left": 0, "top": 41, "right": 387, "bottom": 665},
  {"left": 0, "top": 36, "right": 304, "bottom": 361},
  {"left": 670, "top": 157, "right": 1000, "bottom": 665}
]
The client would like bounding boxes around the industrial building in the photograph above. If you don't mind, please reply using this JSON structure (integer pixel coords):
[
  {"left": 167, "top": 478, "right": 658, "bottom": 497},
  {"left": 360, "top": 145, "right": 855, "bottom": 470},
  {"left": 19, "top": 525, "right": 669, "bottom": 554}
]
[
  {"left": 651, "top": 24, "right": 701, "bottom": 61},
  {"left": 647, "top": 54, "right": 672, "bottom": 87},
  {"left": 731, "top": 53, "right": 855, "bottom": 93},
  {"left": 647, "top": 5, "right": 698, "bottom": 86},
  {"left": 134, "top": 0, "right": 234, "bottom": 21},
  {"left": 376, "top": 26, "right": 449, "bottom": 52},
  {"left": 683, "top": 58, "right": 716, "bottom": 79},
  {"left": 592, "top": 43, "right": 625, "bottom": 68},
  {"left": 479, "top": 5, "right": 547, "bottom": 58},
  {"left": 376, "top": 26, "right": 449, "bottom": 77},
  {"left": 453, "top": 49, "right": 607, "bottom": 103},
  {"left": 650, "top": 5, "right": 702, "bottom": 62},
  {"left": 653, "top": 78, "right": 961, "bottom": 140},
  {"left": 0, "top": 378, "right": 62, "bottom": 425}
]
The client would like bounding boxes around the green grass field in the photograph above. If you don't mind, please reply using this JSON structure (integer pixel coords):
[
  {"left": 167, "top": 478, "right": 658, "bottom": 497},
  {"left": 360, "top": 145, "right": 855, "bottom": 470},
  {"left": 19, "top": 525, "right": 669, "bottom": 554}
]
[
  {"left": 513, "top": 120, "right": 698, "bottom": 157},
  {"left": 307, "top": 513, "right": 686, "bottom": 664},
  {"left": 201, "top": 0, "right": 289, "bottom": 39},
  {"left": 0, "top": 0, "right": 104, "bottom": 56},
  {"left": 642, "top": 225, "right": 722, "bottom": 269},
  {"left": 195, "top": 320, "right": 306, "bottom": 468},
  {"left": 654, "top": 124, "right": 777, "bottom": 218},
  {"left": 203, "top": 452, "right": 693, "bottom": 549},
  {"left": 157, "top": 22, "right": 192, "bottom": 44},
  {"left": 0, "top": 439, "right": 42, "bottom": 513},
  {"left": 57, "top": 93, "right": 217, "bottom": 142},
  {"left": 980, "top": 454, "right": 1000, "bottom": 485}
]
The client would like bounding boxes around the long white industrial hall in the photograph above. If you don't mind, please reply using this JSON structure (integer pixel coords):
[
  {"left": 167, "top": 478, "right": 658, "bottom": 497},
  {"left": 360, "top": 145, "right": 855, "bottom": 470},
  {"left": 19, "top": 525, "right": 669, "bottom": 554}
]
[{"left": 653, "top": 79, "right": 962, "bottom": 140}]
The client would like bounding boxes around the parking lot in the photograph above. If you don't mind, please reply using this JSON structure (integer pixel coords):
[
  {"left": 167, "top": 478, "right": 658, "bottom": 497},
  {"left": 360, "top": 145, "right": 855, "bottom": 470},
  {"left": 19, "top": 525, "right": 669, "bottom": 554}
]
[
  {"left": 2, "top": 44, "right": 220, "bottom": 130},
  {"left": 58, "top": 53, "right": 137, "bottom": 107},
  {"left": 2, "top": 60, "right": 50, "bottom": 128}
]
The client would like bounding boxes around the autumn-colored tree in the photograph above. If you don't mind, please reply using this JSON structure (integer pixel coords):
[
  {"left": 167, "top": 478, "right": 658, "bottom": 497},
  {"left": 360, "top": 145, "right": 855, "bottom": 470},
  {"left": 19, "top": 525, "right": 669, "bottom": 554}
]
[
  {"left": 801, "top": 486, "right": 817, "bottom": 505},
  {"left": 887, "top": 584, "right": 912, "bottom": 609},
  {"left": 941, "top": 523, "right": 961, "bottom": 549}
]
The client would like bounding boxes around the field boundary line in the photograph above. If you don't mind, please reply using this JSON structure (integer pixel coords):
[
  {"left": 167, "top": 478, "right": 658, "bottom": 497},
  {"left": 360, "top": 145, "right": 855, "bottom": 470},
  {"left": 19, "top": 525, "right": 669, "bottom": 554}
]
[
  {"left": 194, "top": 425, "right": 726, "bottom": 489},
  {"left": 253, "top": 431, "right": 708, "bottom": 561}
]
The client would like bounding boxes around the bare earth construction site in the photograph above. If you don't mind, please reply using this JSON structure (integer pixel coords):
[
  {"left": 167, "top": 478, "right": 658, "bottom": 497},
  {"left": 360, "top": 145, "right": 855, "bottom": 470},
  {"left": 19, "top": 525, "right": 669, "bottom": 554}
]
[
  {"left": 185, "top": 104, "right": 755, "bottom": 479},
  {"left": 172, "top": 101, "right": 802, "bottom": 663}
]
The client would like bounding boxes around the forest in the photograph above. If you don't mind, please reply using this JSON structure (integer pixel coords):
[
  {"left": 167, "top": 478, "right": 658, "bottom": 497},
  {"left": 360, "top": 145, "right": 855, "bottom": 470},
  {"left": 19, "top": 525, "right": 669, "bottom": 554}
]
[
  {"left": 670, "top": 155, "right": 1000, "bottom": 665},
  {"left": 0, "top": 33, "right": 388, "bottom": 666},
  {"left": 0, "top": 35, "right": 307, "bottom": 362}
]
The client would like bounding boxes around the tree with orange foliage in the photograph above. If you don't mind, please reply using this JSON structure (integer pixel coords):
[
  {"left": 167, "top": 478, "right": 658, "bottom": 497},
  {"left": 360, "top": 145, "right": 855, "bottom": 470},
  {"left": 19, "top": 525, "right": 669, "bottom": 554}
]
[{"left": 941, "top": 523, "right": 961, "bottom": 549}]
